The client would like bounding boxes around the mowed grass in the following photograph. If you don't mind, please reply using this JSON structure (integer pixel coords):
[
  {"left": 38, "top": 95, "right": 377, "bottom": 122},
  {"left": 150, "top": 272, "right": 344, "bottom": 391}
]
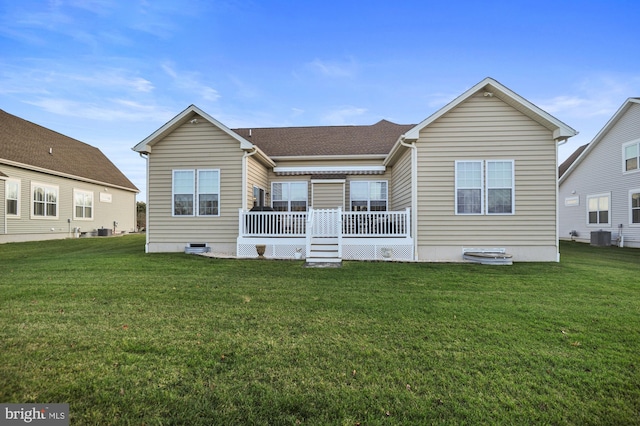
[{"left": 1, "top": 235, "right": 639, "bottom": 425}]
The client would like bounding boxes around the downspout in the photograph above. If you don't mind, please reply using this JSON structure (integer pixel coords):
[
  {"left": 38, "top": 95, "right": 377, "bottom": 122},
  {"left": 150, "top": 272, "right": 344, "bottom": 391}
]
[
  {"left": 242, "top": 148, "right": 258, "bottom": 211},
  {"left": 139, "top": 152, "right": 149, "bottom": 253},
  {"left": 400, "top": 136, "right": 418, "bottom": 261},
  {"left": 555, "top": 138, "right": 568, "bottom": 262}
]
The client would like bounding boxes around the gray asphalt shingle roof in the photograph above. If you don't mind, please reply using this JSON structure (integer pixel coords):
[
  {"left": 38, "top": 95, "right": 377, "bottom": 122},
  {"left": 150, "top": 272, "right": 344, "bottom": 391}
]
[
  {"left": 232, "top": 120, "right": 415, "bottom": 157},
  {"left": 0, "top": 109, "right": 137, "bottom": 191}
]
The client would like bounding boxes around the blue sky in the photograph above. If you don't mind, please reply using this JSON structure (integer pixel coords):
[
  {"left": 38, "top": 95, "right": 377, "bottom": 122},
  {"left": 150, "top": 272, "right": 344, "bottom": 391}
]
[{"left": 1, "top": 0, "right": 639, "bottom": 201}]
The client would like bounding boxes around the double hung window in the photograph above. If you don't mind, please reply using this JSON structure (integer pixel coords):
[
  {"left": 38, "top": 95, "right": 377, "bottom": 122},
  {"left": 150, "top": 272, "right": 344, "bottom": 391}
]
[
  {"left": 624, "top": 140, "right": 640, "bottom": 172},
  {"left": 455, "top": 160, "right": 514, "bottom": 215},
  {"left": 172, "top": 169, "right": 220, "bottom": 216},
  {"left": 5, "top": 179, "right": 20, "bottom": 216},
  {"left": 630, "top": 190, "right": 640, "bottom": 225},
  {"left": 272, "top": 182, "right": 307, "bottom": 211},
  {"left": 74, "top": 189, "right": 93, "bottom": 219},
  {"left": 32, "top": 182, "right": 58, "bottom": 218},
  {"left": 350, "top": 181, "right": 387, "bottom": 211},
  {"left": 587, "top": 193, "right": 610, "bottom": 225}
]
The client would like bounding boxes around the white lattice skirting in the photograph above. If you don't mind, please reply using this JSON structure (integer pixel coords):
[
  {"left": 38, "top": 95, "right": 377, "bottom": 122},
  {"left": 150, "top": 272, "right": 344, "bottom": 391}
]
[
  {"left": 237, "top": 237, "right": 413, "bottom": 261},
  {"left": 342, "top": 242, "right": 413, "bottom": 261}
]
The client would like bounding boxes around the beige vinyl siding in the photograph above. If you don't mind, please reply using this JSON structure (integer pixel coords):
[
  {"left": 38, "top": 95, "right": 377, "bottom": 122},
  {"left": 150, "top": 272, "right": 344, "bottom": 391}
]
[
  {"left": 390, "top": 147, "right": 412, "bottom": 210},
  {"left": 0, "top": 163, "right": 136, "bottom": 243},
  {"left": 311, "top": 182, "right": 345, "bottom": 209},
  {"left": 246, "top": 156, "right": 269, "bottom": 209},
  {"left": 147, "top": 117, "right": 244, "bottom": 245},
  {"left": 416, "top": 92, "right": 557, "bottom": 254}
]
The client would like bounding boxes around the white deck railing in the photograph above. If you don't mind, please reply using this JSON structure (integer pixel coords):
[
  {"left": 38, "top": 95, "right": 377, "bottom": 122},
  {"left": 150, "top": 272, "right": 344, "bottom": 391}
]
[
  {"left": 239, "top": 208, "right": 410, "bottom": 238},
  {"left": 342, "top": 208, "right": 410, "bottom": 237},
  {"left": 239, "top": 210, "right": 307, "bottom": 237}
]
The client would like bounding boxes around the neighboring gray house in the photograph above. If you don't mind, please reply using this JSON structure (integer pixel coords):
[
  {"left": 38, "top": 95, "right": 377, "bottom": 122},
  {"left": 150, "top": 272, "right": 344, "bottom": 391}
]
[
  {"left": 559, "top": 98, "right": 640, "bottom": 248},
  {"left": 1, "top": 109, "right": 139, "bottom": 243},
  {"left": 133, "top": 77, "right": 577, "bottom": 263}
]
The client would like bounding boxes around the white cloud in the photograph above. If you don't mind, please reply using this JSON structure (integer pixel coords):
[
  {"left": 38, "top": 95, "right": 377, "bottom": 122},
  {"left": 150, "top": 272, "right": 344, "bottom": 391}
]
[
  {"left": 307, "top": 57, "right": 358, "bottom": 78},
  {"left": 536, "top": 74, "right": 640, "bottom": 119},
  {"left": 322, "top": 106, "right": 368, "bottom": 125},
  {"left": 24, "top": 98, "right": 173, "bottom": 122},
  {"left": 161, "top": 62, "right": 221, "bottom": 102}
]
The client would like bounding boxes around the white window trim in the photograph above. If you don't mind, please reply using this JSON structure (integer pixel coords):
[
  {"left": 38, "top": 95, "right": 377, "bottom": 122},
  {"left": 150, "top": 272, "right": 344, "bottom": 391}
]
[
  {"left": 486, "top": 160, "right": 515, "bottom": 215},
  {"left": 622, "top": 138, "right": 640, "bottom": 174},
  {"left": 349, "top": 180, "right": 388, "bottom": 211},
  {"left": 31, "top": 181, "right": 59, "bottom": 220},
  {"left": 455, "top": 160, "right": 515, "bottom": 215},
  {"left": 172, "top": 169, "right": 221, "bottom": 217},
  {"left": 197, "top": 169, "right": 221, "bottom": 217},
  {"left": 586, "top": 192, "right": 611, "bottom": 227},
  {"left": 172, "top": 170, "right": 195, "bottom": 217},
  {"left": 630, "top": 188, "right": 640, "bottom": 227},
  {"left": 455, "top": 160, "right": 483, "bottom": 215},
  {"left": 73, "top": 189, "right": 94, "bottom": 221},
  {"left": 271, "top": 181, "right": 308, "bottom": 211},
  {"left": 5, "top": 178, "right": 20, "bottom": 218}
]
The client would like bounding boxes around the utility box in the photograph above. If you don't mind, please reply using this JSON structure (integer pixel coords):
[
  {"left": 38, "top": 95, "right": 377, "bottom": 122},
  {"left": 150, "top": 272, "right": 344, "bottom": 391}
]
[
  {"left": 97, "top": 228, "right": 112, "bottom": 237},
  {"left": 590, "top": 230, "right": 611, "bottom": 247}
]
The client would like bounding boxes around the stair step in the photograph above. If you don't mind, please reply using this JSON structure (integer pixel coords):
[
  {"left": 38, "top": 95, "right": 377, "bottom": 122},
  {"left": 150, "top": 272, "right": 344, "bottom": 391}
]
[
  {"left": 308, "top": 251, "right": 339, "bottom": 258},
  {"left": 311, "top": 237, "right": 339, "bottom": 245},
  {"left": 305, "top": 257, "right": 342, "bottom": 263}
]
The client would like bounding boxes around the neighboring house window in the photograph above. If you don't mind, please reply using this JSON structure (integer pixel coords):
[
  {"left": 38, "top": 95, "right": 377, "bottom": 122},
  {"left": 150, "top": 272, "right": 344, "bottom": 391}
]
[
  {"left": 455, "top": 160, "right": 514, "bottom": 215},
  {"left": 623, "top": 140, "right": 640, "bottom": 172},
  {"left": 5, "top": 179, "right": 20, "bottom": 216},
  {"left": 587, "top": 193, "right": 610, "bottom": 225},
  {"left": 74, "top": 189, "right": 93, "bottom": 220},
  {"left": 272, "top": 182, "right": 307, "bottom": 211},
  {"left": 631, "top": 190, "right": 640, "bottom": 225},
  {"left": 32, "top": 182, "right": 58, "bottom": 218},
  {"left": 172, "top": 169, "right": 220, "bottom": 216},
  {"left": 350, "top": 181, "right": 388, "bottom": 211}
]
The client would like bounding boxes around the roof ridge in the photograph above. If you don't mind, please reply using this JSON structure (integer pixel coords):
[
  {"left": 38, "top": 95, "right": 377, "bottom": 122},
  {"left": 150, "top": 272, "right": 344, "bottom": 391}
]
[{"left": 232, "top": 120, "right": 414, "bottom": 131}]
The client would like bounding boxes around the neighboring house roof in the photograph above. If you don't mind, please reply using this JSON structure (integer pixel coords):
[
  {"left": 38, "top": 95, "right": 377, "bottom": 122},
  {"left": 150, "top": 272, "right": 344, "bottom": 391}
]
[
  {"left": 558, "top": 144, "right": 588, "bottom": 178},
  {"left": 232, "top": 120, "right": 415, "bottom": 157},
  {"left": 0, "top": 109, "right": 138, "bottom": 191},
  {"left": 559, "top": 97, "right": 640, "bottom": 184}
]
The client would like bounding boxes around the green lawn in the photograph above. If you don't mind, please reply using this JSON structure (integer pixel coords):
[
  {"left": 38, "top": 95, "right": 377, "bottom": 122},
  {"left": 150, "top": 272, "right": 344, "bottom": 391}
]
[{"left": 1, "top": 235, "right": 639, "bottom": 425}]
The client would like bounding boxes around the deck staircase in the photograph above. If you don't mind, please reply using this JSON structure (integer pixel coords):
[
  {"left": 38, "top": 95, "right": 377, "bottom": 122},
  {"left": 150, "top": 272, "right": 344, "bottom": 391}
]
[
  {"left": 306, "top": 237, "right": 341, "bottom": 264},
  {"left": 305, "top": 208, "right": 342, "bottom": 266}
]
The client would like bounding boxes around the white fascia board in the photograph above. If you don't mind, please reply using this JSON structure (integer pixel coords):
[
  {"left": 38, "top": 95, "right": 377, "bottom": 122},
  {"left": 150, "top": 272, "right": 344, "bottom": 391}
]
[
  {"left": 310, "top": 179, "right": 346, "bottom": 184},
  {"left": 404, "top": 77, "right": 578, "bottom": 141},
  {"left": 560, "top": 98, "right": 639, "bottom": 184},
  {"left": 247, "top": 146, "right": 276, "bottom": 168},
  {"left": 270, "top": 154, "right": 386, "bottom": 161},
  {"left": 273, "top": 165, "right": 386, "bottom": 175},
  {"left": 132, "top": 104, "right": 254, "bottom": 152},
  {"left": 0, "top": 159, "right": 139, "bottom": 193}
]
